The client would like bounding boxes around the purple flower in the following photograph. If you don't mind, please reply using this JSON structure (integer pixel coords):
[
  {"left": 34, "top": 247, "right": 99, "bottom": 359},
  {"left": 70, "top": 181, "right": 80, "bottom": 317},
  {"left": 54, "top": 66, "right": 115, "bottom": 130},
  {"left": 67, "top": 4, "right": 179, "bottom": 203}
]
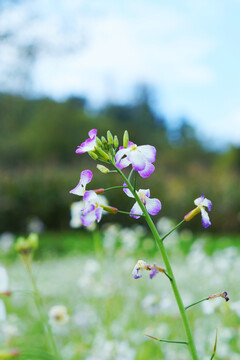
[
  {"left": 132, "top": 260, "right": 148, "bottom": 279},
  {"left": 80, "top": 190, "right": 104, "bottom": 226},
  {"left": 123, "top": 184, "right": 161, "bottom": 219},
  {"left": 184, "top": 194, "right": 212, "bottom": 228},
  {"left": 69, "top": 170, "right": 93, "bottom": 196},
  {"left": 76, "top": 129, "right": 97, "bottom": 154},
  {"left": 149, "top": 264, "right": 159, "bottom": 279},
  {"left": 115, "top": 142, "right": 156, "bottom": 178}
]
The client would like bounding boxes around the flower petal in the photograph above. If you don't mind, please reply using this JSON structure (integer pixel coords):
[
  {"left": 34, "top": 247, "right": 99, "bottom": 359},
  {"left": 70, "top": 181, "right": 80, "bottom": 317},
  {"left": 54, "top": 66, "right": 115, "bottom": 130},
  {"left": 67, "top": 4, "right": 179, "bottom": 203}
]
[
  {"left": 201, "top": 208, "right": 211, "bottom": 228},
  {"left": 81, "top": 211, "right": 96, "bottom": 226},
  {"left": 138, "top": 162, "right": 155, "bottom": 178},
  {"left": 95, "top": 207, "right": 103, "bottom": 223},
  {"left": 128, "top": 149, "right": 146, "bottom": 171},
  {"left": 138, "top": 145, "right": 156, "bottom": 163},
  {"left": 83, "top": 190, "right": 98, "bottom": 203},
  {"left": 130, "top": 202, "right": 143, "bottom": 219},
  {"left": 194, "top": 194, "right": 205, "bottom": 206},
  {"left": 123, "top": 182, "right": 134, "bottom": 198},
  {"left": 115, "top": 148, "right": 128, "bottom": 163},
  {"left": 116, "top": 156, "right": 131, "bottom": 170},
  {"left": 145, "top": 197, "right": 162, "bottom": 215},
  {"left": 88, "top": 129, "right": 97, "bottom": 138},
  {"left": 138, "top": 189, "right": 150, "bottom": 198},
  {"left": 202, "top": 198, "right": 212, "bottom": 211},
  {"left": 80, "top": 170, "right": 93, "bottom": 186},
  {"left": 76, "top": 137, "right": 96, "bottom": 154}
]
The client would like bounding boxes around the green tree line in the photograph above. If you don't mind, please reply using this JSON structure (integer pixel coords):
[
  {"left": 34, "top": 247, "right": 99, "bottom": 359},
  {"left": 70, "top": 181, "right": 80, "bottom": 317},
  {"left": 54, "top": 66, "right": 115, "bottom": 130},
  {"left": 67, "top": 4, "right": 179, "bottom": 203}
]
[{"left": 0, "top": 93, "right": 239, "bottom": 233}]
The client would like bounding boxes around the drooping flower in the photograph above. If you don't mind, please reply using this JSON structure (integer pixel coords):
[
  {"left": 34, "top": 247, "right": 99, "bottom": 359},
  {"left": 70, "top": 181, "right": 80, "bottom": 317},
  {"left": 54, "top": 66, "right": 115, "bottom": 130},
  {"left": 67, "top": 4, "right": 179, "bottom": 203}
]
[
  {"left": 208, "top": 291, "right": 229, "bottom": 302},
  {"left": 69, "top": 170, "right": 93, "bottom": 196},
  {"left": 48, "top": 305, "right": 69, "bottom": 326},
  {"left": 115, "top": 142, "right": 156, "bottom": 178},
  {"left": 123, "top": 184, "right": 161, "bottom": 219},
  {"left": 132, "top": 260, "right": 165, "bottom": 279},
  {"left": 76, "top": 129, "right": 97, "bottom": 154},
  {"left": 184, "top": 194, "right": 212, "bottom": 228}
]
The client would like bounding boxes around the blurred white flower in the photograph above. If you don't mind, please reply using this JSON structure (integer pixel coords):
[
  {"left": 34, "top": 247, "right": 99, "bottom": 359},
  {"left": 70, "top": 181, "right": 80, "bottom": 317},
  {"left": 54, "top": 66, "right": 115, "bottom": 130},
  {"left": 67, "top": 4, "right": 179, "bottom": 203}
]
[
  {"left": 48, "top": 305, "right": 69, "bottom": 326},
  {"left": 0, "top": 232, "right": 15, "bottom": 253},
  {"left": 0, "top": 266, "right": 8, "bottom": 294},
  {"left": 0, "top": 301, "right": 6, "bottom": 322},
  {"left": 27, "top": 217, "right": 45, "bottom": 233}
]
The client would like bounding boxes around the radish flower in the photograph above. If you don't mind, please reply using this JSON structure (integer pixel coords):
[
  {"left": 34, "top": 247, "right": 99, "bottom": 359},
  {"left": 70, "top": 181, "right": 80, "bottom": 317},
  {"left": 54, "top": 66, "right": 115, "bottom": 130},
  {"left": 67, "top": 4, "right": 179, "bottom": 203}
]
[
  {"left": 132, "top": 260, "right": 165, "bottom": 279},
  {"left": 76, "top": 129, "right": 97, "bottom": 154},
  {"left": 184, "top": 194, "right": 212, "bottom": 228},
  {"left": 123, "top": 184, "right": 161, "bottom": 219},
  {"left": 69, "top": 170, "right": 93, "bottom": 196},
  {"left": 115, "top": 142, "right": 156, "bottom": 178}
]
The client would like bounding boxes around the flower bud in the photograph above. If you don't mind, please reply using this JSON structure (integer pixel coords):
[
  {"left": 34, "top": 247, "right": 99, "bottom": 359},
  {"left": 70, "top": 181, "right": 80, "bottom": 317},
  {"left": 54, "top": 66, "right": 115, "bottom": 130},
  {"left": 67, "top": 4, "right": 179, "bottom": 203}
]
[
  {"left": 88, "top": 151, "right": 98, "bottom": 160},
  {"left": 96, "top": 136, "right": 103, "bottom": 148},
  {"left": 101, "top": 205, "right": 118, "bottom": 214},
  {"left": 101, "top": 136, "right": 107, "bottom": 145},
  {"left": 14, "top": 233, "right": 38, "bottom": 255},
  {"left": 184, "top": 207, "right": 201, "bottom": 222},
  {"left": 107, "top": 130, "right": 114, "bottom": 145},
  {"left": 95, "top": 146, "right": 109, "bottom": 161},
  {"left": 208, "top": 291, "right": 230, "bottom": 302},
  {"left": 93, "top": 188, "right": 105, "bottom": 194},
  {"left": 113, "top": 135, "right": 119, "bottom": 148},
  {"left": 97, "top": 164, "right": 110, "bottom": 174},
  {"left": 123, "top": 130, "right": 129, "bottom": 148}
]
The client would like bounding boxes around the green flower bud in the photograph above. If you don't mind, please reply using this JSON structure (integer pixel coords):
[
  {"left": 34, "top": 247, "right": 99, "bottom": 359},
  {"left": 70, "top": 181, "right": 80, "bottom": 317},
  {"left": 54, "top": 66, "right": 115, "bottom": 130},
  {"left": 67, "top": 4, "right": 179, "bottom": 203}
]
[
  {"left": 123, "top": 130, "right": 129, "bottom": 148},
  {"left": 97, "top": 164, "right": 110, "bottom": 174},
  {"left": 88, "top": 151, "right": 98, "bottom": 160},
  {"left": 101, "top": 136, "right": 107, "bottom": 145},
  {"left": 113, "top": 135, "right": 119, "bottom": 148},
  {"left": 107, "top": 130, "right": 114, "bottom": 145},
  {"left": 95, "top": 136, "right": 103, "bottom": 148},
  {"left": 15, "top": 233, "right": 39, "bottom": 255},
  {"left": 95, "top": 146, "right": 109, "bottom": 161}
]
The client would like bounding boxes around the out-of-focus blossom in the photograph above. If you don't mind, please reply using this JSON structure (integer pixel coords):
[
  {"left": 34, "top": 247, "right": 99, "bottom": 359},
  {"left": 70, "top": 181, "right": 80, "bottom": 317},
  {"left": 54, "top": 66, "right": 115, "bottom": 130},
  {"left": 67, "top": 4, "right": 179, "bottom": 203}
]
[
  {"left": 0, "top": 266, "right": 9, "bottom": 296},
  {"left": 75, "top": 129, "right": 97, "bottom": 154},
  {"left": 0, "top": 300, "right": 7, "bottom": 322},
  {"left": 132, "top": 260, "right": 164, "bottom": 279},
  {"left": 0, "top": 348, "right": 20, "bottom": 358},
  {"left": 48, "top": 305, "right": 69, "bottom": 326},
  {"left": 123, "top": 185, "right": 161, "bottom": 219},
  {"left": 0, "top": 233, "right": 15, "bottom": 253},
  {"left": 69, "top": 170, "right": 93, "bottom": 196},
  {"left": 81, "top": 191, "right": 117, "bottom": 226},
  {"left": 14, "top": 233, "right": 38, "bottom": 255},
  {"left": 26, "top": 217, "right": 45, "bottom": 234},
  {"left": 184, "top": 194, "right": 212, "bottom": 228},
  {"left": 115, "top": 142, "right": 156, "bottom": 178}
]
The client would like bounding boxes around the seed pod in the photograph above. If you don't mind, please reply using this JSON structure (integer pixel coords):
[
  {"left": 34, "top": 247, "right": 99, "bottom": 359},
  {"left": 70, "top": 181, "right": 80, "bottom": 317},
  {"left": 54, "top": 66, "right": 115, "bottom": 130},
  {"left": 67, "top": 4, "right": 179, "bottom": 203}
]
[
  {"left": 101, "top": 205, "right": 118, "bottom": 214},
  {"left": 107, "top": 130, "right": 114, "bottom": 145},
  {"left": 113, "top": 135, "right": 119, "bottom": 148},
  {"left": 97, "top": 164, "right": 110, "bottom": 174},
  {"left": 88, "top": 151, "right": 98, "bottom": 160},
  {"left": 123, "top": 130, "right": 129, "bottom": 148}
]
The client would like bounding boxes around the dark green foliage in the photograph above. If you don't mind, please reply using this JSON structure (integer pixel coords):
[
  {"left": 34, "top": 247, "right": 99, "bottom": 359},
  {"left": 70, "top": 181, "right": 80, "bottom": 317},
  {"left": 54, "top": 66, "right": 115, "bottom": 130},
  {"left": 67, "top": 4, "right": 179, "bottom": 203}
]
[{"left": 0, "top": 93, "right": 239, "bottom": 232}]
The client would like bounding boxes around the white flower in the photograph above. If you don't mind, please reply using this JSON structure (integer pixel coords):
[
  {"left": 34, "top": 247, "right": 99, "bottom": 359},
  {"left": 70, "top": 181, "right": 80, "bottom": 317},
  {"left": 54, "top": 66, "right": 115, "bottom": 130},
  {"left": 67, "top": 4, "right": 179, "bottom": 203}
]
[{"left": 48, "top": 305, "right": 69, "bottom": 326}]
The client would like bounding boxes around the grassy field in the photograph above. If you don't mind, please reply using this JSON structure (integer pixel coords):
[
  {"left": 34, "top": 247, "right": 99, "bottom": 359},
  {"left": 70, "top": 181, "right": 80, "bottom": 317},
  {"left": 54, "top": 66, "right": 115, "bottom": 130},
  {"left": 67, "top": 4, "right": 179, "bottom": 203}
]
[{"left": 1, "top": 224, "right": 240, "bottom": 360}]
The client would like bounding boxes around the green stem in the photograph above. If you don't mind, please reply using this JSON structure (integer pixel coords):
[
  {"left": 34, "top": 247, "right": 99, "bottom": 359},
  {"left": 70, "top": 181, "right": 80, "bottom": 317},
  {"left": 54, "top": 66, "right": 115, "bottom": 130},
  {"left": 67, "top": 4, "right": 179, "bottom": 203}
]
[
  {"left": 104, "top": 185, "right": 125, "bottom": 191},
  {"left": 24, "top": 260, "right": 61, "bottom": 360},
  {"left": 128, "top": 168, "right": 134, "bottom": 182},
  {"left": 118, "top": 210, "right": 145, "bottom": 217},
  {"left": 113, "top": 164, "right": 199, "bottom": 360},
  {"left": 133, "top": 171, "right": 137, "bottom": 191},
  {"left": 161, "top": 219, "right": 185, "bottom": 241},
  {"left": 185, "top": 297, "right": 209, "bottom": 310},
  {"left": 144, "top": 334, "right": 188, "bottom": 345}
]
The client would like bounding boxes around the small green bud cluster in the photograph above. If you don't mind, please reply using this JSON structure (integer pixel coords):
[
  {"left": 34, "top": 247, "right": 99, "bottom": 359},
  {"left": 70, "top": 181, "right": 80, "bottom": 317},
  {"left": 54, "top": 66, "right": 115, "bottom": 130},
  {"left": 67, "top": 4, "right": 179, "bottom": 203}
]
[
  {"left": 91, "top": 130, "right": 120, "bottom": 165},
  {"left": 14, "top": 233, "right": 39, "bottom": 255}
]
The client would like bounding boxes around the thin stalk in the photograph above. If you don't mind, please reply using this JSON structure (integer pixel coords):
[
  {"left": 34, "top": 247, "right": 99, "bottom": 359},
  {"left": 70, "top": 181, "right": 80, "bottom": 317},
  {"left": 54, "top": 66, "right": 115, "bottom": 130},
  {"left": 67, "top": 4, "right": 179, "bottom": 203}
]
[
  {"left": 24, "top": 261, "right": 61, "bottom": 360},
  {"left": 144, "top": 334, "right": 188, "bottom": 345},
  {"left": 104, "top": 185, "right": 125, "bottom": 191},
  {"left": 133, "top": 171, "right": 137, "bottom": 191},
  {"left": 113, "top": 164, "right": 199, "bottom": 360},
  {"left": 185, "top": 297, "right": 208, "bottom": 310},
  {"left": 161, "top": 219, "right": 185, "bottom": 241},
  {"left": 128, "top": 168, "right": 134, "bottom": 182},
  {"left": 118, "top": 210, "right": 145, "bottom": 217}
]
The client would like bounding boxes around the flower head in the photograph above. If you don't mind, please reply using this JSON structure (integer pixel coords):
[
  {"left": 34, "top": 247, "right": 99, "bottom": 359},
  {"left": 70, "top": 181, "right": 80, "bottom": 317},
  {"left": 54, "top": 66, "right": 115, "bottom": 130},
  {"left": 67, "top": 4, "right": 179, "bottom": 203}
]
[
  {"left": 123, "top": 184, "right": 161, "bottom": 219},
  {"left": 208, "top": 291, "right": 229, "bottom": 302},
  {"left": 132, "top": 260, "right": 165, "bottom": 279},
  {"left": 184, "top": 194, "right": 212, "bottom": 228},
  {"left": 69, "top": 170, "right": 93, "bottom": 196},
  {"left": 48, "top": 305, "right": 69, "bottom": 326},
  {"left": 115, "top": 142, "right": 156, "bottom": 178},
  {"left": 76, "top": 129, "right": 97, "bottom": 154}
]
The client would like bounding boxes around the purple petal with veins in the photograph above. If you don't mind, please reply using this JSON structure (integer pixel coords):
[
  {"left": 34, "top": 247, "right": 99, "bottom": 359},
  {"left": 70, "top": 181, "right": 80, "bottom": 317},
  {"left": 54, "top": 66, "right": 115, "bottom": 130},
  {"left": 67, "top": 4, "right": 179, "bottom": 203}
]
[
  {"left": 138, "top": 162, "right": 155, "bottom": 178},
  {"left": 88, "top": 129, "right": 97, "bottom": 138},
  {"left": 146, "top": 198, "right": 161, "bottom": 216},
  {"left": 138, "top": 145, "right": 156, "bottom": 163}
]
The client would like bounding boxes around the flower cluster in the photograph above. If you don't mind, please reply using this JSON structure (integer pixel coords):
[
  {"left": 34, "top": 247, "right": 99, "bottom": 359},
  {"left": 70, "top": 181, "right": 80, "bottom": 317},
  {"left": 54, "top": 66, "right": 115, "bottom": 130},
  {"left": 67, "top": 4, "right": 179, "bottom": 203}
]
[{"left": 132, "top": 260, "right": 165, "bottom": 280}]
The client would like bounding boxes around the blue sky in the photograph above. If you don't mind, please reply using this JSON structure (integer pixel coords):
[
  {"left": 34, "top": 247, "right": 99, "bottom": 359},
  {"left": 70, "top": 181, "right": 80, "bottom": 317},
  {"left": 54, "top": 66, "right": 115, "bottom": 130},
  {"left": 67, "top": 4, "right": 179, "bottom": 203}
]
[{"left": 1, "top": 0, "right": 240, "bottom": 147}]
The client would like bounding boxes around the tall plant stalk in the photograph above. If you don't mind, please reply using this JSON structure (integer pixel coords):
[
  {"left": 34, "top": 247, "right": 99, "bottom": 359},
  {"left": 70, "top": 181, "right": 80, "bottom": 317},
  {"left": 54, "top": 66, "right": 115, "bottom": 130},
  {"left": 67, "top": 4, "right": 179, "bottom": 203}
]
[{"left": 113, "top": 164, "right": 199, "bottom": 360}]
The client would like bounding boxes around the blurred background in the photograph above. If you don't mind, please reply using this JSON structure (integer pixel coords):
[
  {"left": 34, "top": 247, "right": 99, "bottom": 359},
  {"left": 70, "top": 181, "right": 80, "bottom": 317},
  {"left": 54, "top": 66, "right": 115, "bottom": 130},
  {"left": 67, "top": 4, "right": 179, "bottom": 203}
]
[{"left": 0, "top": 1, "right": 240, "bottom": 359}]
